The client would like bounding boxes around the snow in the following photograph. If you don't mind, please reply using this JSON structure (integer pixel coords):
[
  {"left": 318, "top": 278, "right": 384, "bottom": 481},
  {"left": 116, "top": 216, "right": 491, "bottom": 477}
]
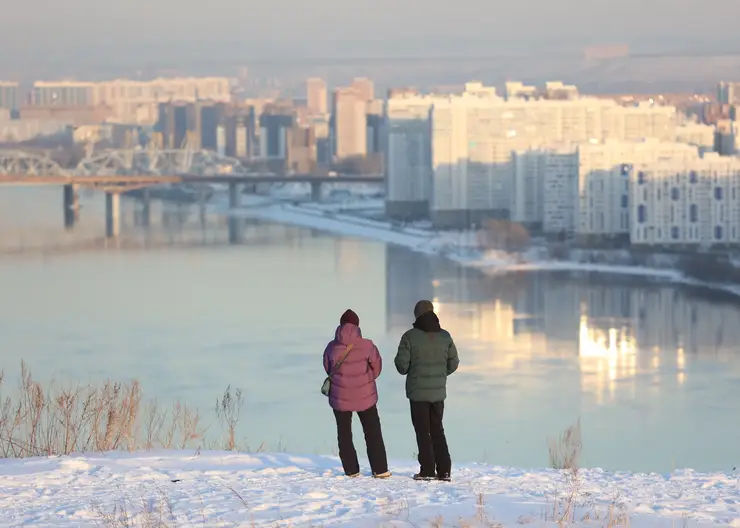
[
  {"left": 1, "top": 450, "right": 739, "bottom": 526},
  {"left": 209, "top": 189, "right": 740, "bottom": 299}
]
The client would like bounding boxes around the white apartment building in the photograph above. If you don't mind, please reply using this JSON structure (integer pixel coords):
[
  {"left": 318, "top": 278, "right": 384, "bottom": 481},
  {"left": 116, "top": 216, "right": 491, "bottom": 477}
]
[
  {"left": 674, "top": 122, "right": 716, "bottom": 150},
  {"left": 542, "top": 149, "right": 580, "bottom": 234},
  {"left": 306, "top": 77, "right": 327, "bottom": 115},
  {"left": 545, "top": 81, "right": 579, "bottom": 100},
  {"left": 386, "top": 80, "right": 683, "bottom": 228},
  {"left": 385, "top": 93, "right": 436, "bottom": 219},
  {"left": 430, "top": 89, "right": 521, "bottom": 227},
  {"left": 511, "top": 149, "right": 547, "bottom": 226},
  {"left": 505, "top": 81, "right": 537, "bottom": 100},
  {"left": 95, "top": 77, "right": 231, "bottom": 125},
  {"left": 576, "top": 139, "right": 699, "bottom": 239},
  {"left": 630, "top": 152, "right": 740, "bottom": 247},
  {"left": 29, "top": 77, "right": 231, "bottom": 125},
  {"left": 614, "top": 102, "right": 677, "bottom": 141}
]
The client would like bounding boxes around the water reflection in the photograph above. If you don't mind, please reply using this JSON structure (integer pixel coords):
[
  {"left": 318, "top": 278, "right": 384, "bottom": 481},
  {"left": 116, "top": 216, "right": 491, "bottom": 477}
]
[
  {"left": 385, "top": 245, "right": 740, "bottom": 472},
  {"left": 2, "top": 186, "right": 740, "bottom": 473}
]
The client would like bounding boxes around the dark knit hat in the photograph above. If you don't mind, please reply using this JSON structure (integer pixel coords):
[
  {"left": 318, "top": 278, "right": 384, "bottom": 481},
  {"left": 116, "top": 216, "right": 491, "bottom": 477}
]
[
  {"left": 340, "top": 309, "right": 360, "bottom": 326},
  {"left": 414, "top": 300, "right": 435, "bottom": 319}
]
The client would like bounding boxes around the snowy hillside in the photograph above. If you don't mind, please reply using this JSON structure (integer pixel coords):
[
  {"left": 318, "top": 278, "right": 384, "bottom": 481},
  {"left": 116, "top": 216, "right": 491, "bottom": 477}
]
[{"left": 1, "top": 450, "right": 738, "bottom": 526}]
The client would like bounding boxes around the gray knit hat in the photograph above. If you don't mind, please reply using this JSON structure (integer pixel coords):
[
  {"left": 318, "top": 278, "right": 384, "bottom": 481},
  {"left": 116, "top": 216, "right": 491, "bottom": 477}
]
[{"left": 413, "top": 300, "right": 435, "bottom": 319}]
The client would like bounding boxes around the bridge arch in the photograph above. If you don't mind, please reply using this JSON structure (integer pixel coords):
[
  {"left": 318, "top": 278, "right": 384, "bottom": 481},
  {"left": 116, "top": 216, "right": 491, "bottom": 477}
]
[{"left": 0, "top": 150, "right": 67, "bottom": 177}]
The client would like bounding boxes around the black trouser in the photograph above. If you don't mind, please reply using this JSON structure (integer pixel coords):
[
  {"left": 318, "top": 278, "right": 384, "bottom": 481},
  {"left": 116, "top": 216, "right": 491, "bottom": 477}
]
[
  {"left": 410, "top": 400, "right": 451, "bottom": 477},
  {"left": 333, "top": 405, "right": 388, "bottom": 476}
]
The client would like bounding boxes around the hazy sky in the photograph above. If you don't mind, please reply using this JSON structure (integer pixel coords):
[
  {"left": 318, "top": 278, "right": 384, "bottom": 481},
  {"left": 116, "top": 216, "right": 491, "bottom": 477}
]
[
  {"left": 1, "top": 0, "right": 739, "bottom": 65},
  {"left": 3, "top": 0, "right": 740, "bottom": 44}
]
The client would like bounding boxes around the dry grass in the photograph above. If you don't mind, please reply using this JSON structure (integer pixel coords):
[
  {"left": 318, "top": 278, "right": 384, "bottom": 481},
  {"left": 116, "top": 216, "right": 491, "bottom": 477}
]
[
  {"left": 93, "top": 490, "right": 183, "bottom": 528},
  {"left": 95, "top": 490, "right": 329, "bottom": 527},
  {"left": 548, "top": 417, "right": 582, "bottom": 471},
  {"left": 215, "top": 385, "right": 244, "bottom": 452},
  {"left": 544, "top": 418, "right": 635, "bottom": 526},
  {"left": 1, "top": 366, "right": 644, "bottom": 527},
  {"left": 0, "top": 362, "right": 244, "bottom": 458},
  {"left": 545, "top": 418, "right": 583, "bottom": 523}
]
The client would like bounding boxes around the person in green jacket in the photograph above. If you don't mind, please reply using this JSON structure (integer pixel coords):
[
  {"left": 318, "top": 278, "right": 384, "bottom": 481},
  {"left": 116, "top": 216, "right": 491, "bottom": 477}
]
[{"left": 394, "top": 299, "right": 460, "bottom": 481}]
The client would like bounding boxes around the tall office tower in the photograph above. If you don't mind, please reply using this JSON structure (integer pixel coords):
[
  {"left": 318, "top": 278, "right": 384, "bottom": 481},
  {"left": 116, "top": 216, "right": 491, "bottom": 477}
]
[
  {"left": 332, "top": 87, "right": 367, "bottom": 160},
  {"left": 306, "top": 77, "right": 328, "bottom": 115},
  {"left": 351, "top": 77, "right": 374, "bottom": 103}
]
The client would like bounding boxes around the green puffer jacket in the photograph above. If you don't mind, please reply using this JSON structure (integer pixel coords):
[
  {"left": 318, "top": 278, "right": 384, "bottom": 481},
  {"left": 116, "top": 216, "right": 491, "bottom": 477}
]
[{"left": 394, "top": 311, "right": 460, "bottom": 402}]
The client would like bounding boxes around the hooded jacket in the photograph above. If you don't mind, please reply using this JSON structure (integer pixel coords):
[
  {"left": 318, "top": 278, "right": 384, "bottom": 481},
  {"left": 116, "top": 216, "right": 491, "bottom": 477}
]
[
  {"left": 394, "top": 311, "right": 459, "bottom": 402},
  {"left": 323, "top": 323, "right": 382, "bottom": 412}
]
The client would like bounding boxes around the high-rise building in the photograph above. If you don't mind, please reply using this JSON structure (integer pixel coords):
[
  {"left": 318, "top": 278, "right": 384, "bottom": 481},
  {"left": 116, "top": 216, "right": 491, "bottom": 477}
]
[
  {"left": 385, "top": 80, "right": 684, "bottom": 228},
  {"left": 505, "top": 81, "right": 537, "bottom": 101},
  {"left": 630, "top": 152, "right": 740, "bottom": 247},
  {"left": 715, "top": 119, "right": 737, "bottom": 156},
  {"left": 674, "top": 122, "right": 716, "bottom": 150},
  {"left": 385, "top": 93, "right": 436, "bottom": 219},
  {"left": 286, "top": 125, "right": 317, "bottom": 174},
  {"left": 30, "top": 77, "right": 231, "bottom": 125},
  {"left": 351, "top": 77, "right": 374, "bottom": 103},
  {"left": 544, "top": 81, "right": 579, "bottom": 100},
  {"left": 199, "top": 102, "right": 226, "bottom": 151},
  {"left": 157, "top": 102, "right": 200, "bottom": 149},
  {"left": 332, "top": 87, "right": 367, "bottom": 160},
  {"left": 513, "top": 140, "right": 701, "bottom": 237},
  {"left": 309, "top": 115, "right": 331, "bottom": 165},
  {"left": 575, "top": 139, "right": 699, "bottom": 240},
  {"left": 542, "top": 149, "right": 580, "bottom": 235},
  {"left": 429, "top": 88, "right": 518, "bottom": 228},
  {"left": 511, "top": 149, "right": 547, "bottom": 228},
  {"left": 0, "top": 81, "right": 19, "bottom": 113},
  {"left": 306, "top": 78, "right": 327, "bottom": 115},
  {"left": 718, "top": 81, "right": 740, "bottom": 105},
  {"left": 30, "top": 81, "right": 95, "bottom": 107},
  {"left": 259, "top": 109, "right": 294, "bottom": 160}
]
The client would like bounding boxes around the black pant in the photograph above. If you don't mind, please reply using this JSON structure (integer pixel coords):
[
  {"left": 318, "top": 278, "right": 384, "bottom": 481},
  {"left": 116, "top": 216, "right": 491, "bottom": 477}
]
[
  {"left": 333, "top": 405, "right": 388, "bottom": 476},
  {"left": 410, "top": 400, "right": 451, "bottom": 477}
]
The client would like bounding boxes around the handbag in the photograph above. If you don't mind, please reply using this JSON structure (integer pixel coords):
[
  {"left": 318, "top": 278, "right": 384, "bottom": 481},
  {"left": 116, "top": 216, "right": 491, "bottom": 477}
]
[{"left": 321, "top": 344, "right": 354, "bottom": 396}]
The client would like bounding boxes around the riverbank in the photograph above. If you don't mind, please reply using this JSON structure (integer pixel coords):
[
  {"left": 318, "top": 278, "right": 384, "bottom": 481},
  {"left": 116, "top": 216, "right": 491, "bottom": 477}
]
[
  {"left": 0, "top": 450, "right": 735, "bottom": 526},
  {"left": 210, "top": 190, "right": 740, "bottom": 300}
]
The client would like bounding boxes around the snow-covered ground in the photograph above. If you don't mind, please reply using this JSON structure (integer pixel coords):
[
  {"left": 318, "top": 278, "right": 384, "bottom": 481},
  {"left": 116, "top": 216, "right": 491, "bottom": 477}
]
[
  {"left": 2, "top": 450, "right": 738, "bottom": 527},
  {"left": 209, "top": 187, "right": 740, "bottom": 298}
]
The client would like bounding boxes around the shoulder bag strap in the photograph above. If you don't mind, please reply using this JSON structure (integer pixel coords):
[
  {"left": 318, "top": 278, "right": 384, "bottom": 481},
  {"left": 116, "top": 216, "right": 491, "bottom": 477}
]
[{"left": 331, "top": 343, "right": 354, "bottom": 373}]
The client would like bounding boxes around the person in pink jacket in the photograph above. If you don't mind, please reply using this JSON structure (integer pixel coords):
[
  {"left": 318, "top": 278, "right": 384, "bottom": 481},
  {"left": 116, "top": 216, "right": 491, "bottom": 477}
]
[{"left": 323, "top": 309, "right": 390, "bottom": 478}]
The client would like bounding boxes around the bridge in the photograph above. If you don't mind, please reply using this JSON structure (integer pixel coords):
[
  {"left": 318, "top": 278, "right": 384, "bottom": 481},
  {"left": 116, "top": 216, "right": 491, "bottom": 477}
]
[{"left": 0, "top": 149, "right": 385, "bottom": 243}]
